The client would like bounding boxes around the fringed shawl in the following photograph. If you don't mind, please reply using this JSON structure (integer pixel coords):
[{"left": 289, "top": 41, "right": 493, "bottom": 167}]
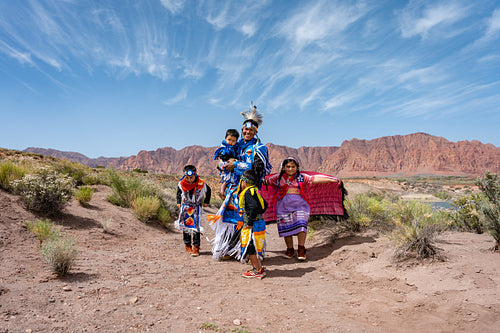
[{"left": 260, "top": 171, "right": 346, "bottom": 222}]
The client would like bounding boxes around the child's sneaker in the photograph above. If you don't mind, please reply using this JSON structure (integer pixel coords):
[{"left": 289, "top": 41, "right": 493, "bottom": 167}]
[
  {"left": 297, "top": 246, "right": 307, "bottom": 261},
  {"left": 283, "top": 248, "right": 295, "bottom": 259},
  {"left": 191, "top": 246, "right": 200, "bottom": 257},
  {"left": 242, "top": 267, "right": 266, "bottom": 279},
  {"left": 185, "top": 244, "right": 192, "bottom": 254}
]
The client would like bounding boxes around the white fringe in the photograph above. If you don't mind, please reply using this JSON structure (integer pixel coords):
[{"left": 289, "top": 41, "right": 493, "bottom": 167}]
[{"left": 210, "top": 221, "right": 236, "bottom": 260}]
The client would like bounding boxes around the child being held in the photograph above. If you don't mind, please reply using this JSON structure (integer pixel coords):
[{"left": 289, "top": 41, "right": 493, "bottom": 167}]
[
  {"left": 213, "top": 129, "right": 239, "bottom": 197},
  {"left": 176, "top": 165, "right": 211, "bottom": 257}
]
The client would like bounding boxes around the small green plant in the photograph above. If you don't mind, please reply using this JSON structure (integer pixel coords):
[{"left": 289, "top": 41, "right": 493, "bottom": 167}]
[
  {"left": 475, "top": 172, "right": 500, "bottom": 251},
  {"left": 42, "top": 235, "right": 77, "bottom": 276},
  {"left": 132, "top": 196, "right": 161, "bottom": 222},
  {"left": 200, "top": 322, "right": 220, "bottom": 331},
  {"left": 24, "top": 218, "right": 60, "bottom": 245},
  {"left": 11, "top": 166, "right": 74, "bottom": 215},
  {"left": 75, "top": 186, "right": 95, "bottom": 206}
]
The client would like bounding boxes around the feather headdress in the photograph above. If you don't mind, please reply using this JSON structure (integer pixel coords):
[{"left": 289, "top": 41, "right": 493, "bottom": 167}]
[{"left": 241, "top": 101, "right": 263, "bottom": 128}]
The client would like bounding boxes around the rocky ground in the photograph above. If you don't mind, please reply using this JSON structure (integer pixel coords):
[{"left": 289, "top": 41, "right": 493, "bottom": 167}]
[{"left": 1, "top": 181, "right": 500, "bottom": 332}]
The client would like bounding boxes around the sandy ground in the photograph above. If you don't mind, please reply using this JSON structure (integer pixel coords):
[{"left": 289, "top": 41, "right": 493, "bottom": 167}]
[{"left": 1, "top": 184, "right": 500, "bottom": 333}]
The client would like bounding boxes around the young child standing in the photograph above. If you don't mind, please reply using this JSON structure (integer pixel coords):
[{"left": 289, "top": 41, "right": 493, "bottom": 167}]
[
  {"left": 213, "top": 129, "right": 239, "bottom": 197},
  {"left": 176, "top": 165, "right": 211, "bottom": 257},
  {"left": 237, "top": 169, "right": 268, "bottom": 279}
]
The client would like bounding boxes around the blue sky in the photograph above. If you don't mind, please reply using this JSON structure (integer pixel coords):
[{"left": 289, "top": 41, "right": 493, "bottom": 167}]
[{"left": 1, "top": 0, "right": 499, "bottom": 158}]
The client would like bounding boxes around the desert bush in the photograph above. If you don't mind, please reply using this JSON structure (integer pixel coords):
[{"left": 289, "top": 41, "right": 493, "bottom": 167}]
[
  {"left": 0, "top": 161, "right": 27, "bottom": 191},
  {"left": 132, "top": 196, "right": 161, "bottom": 222},
  {"left": 390, "top": 201, "right": 447, "bottom": 261},
  {"left": 82, "top": 171, "right": 108, "bottom": 185},
  {"left": 434, "top": 190, "right": 452, "bottom": 200},
  {"left": 75, "top": 186, "right": 95, "bottom": 206},
  {"left": 157, "top": 206, "right": 172, "bottom": 226},
  {"left": 107, "top": 169, "right": 163, "bottom": 206},
  {"left": 450, "top": 193, "right": 484, "bottom": 233},
  {"left": 42, "top": 235, "right": 77, "bottom": 276},
  {"left": 24, "top": 218, "right": 60, "bottom": 245},
  {"left": 11, "top": 166, "right": 74, "bottom": 215},
  {"left": 475, "top": 172, "right": 500, "bottom": 251},
  {"left": 344, "top": 192, "right": 395, "bottom": 232},
  {"left": 52, "top": 159, "right": 89, "bottom": 186}
]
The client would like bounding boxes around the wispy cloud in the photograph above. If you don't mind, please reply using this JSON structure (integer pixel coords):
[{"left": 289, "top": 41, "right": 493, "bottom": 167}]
[
  {"left": 160, "top": 0, "right": 186, "bottom": 14},
  {"left": 485, "top": 8, "right": 500, "bottom": 38},
  {"left": 398, "top": 1, "right": 469, "bottom": 39},
  {"left": 277, "top": 0, "right": 369, "bottom": 50},
  {"left": 0, "top": 40, "right": 33, "bottom": 65},
  {"left": 163, "top": 86, "right": 188, "bottom": 105}
]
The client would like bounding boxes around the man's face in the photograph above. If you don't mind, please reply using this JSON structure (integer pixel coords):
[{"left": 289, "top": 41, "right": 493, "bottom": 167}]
[
  {"left": 242, "top": 127, "right": 256, "bottom": 141},
  {"left": 185, "top": 174, "right": 196, "bottom": 183}
]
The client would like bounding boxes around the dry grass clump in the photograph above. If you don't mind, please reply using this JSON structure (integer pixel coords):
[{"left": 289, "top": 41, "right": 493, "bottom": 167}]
[
  {"left": 390, "top": 201, "right": 447, "bottom": 261},
  {"left": 24, "top": 218, "right": 76, "bottom": 276},
  {"left": 75, "top": 185, "right": 95, "bottom": 206},
  {"left": 42, "top": 235, "right": 77, "bottom": 277},
  {"left": 0, "top": 160, "right": 33, "bottom": 191},
  {"left": 132, "top": 196, "right": 161, "bottom": 222},
  {"left": 107, "top": 169, "right": 175, "bottom": 225}
]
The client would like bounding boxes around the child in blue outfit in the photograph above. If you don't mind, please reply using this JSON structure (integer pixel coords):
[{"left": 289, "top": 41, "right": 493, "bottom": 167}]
[
  {"left": 213, "top": 129, "right": 239, "bottom": 197},
  {"left": 176, "top": 165, "right": 211, "bottom": 257}
]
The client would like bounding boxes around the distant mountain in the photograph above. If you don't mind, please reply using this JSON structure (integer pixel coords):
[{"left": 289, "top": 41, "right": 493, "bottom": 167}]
[{"left": 23, "top": 133, "right": 500, "bottom": 177}]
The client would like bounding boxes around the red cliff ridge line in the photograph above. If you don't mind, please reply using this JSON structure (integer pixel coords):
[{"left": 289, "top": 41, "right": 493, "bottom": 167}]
[{"left": 24, "top": 133, "right": 500, "bottom": 177}]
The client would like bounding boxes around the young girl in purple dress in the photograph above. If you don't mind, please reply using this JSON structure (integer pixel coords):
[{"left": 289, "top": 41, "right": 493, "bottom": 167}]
[{"left": 263, "top": 157, "right": 340, "bottom": 260}]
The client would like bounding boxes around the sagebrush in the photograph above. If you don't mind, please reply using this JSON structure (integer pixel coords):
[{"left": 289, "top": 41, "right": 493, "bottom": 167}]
[{"left": 11, "top": 166, "right": 74, "bottom": 215}]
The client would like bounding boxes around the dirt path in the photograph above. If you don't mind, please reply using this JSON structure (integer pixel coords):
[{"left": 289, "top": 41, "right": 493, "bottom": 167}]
[{"left": 1, "top": 185, "right": 500, "bottom": 332}]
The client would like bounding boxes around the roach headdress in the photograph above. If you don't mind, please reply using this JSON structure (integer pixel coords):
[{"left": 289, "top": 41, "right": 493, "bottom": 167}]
[{"left": 241, "top": 101, "right": 263, "bottom": 130}]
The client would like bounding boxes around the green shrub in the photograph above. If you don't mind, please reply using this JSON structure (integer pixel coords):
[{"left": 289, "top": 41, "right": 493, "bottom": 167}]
[
  {"left": 475, "top": 172, "right": 500, "bottom": 251},
  {"left": 52, "top": 159, "right": 89, "bottom": 186},
  {"left": 12, "top": 166, "right": 74, "bottom": 215},
  {"left": 82, "top": 172, "right": 107, "bottom": 185},
  {"left": 42, "top": 235, "right": 77, "bottom": 276},
  {"left": 107, "top": 169, "right": 162, "bottom": 207},
  {"left": 24, "top": 218, "right": 60, "bottom": 245},
  {"left": 132, "top": 196, "right": 161, "bottom": 222},
  {"left": 344, "top": 192, "right": 395, "bottom": 232},
  {"left": 434, "top": 190, "right": 452, "bottom": 200},
  {"left": 0, "top": 161, "right": 27, "bottom": 191},
  {"left": 157, "top": 206, "right": 172, "bottom": 226},
  {"left": 75, "top": 186, "right": 95, "bottom": 206},
  {"left": 450, "top": 194, "right": 484, "bottom": 233},
  {"left": 390, "top": 201, "right": 446, "bottom": 261}
]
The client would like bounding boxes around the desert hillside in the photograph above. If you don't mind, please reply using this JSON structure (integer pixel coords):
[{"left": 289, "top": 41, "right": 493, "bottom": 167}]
[{"left": 25, "top": 132, "right": 500, "bottom": 177}]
